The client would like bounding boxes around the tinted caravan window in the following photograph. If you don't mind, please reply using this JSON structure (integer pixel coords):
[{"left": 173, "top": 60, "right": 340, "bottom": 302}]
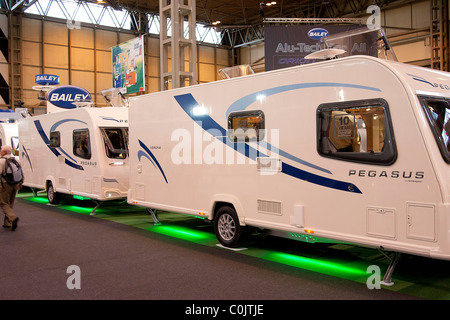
[
  {"left": 419, "top": 96, "right": 450, "bottom": 163},
  {"left": 228, "top": 110, "right": 265, "bottom": 142},
  {"left": 49, "top": 131, "right": 60, "bottom": 148},
  {"left": 317, "top": 99, "right": 397, "bottom": 165},
  {"left": 11, "top": 136, "right": 19, "bottom": 156},
  {"left": 100, "top": 128, "right": 129, "bottom": 159},
  {"left": 73, "top": 129, "right": 91, "bottom": 160}
]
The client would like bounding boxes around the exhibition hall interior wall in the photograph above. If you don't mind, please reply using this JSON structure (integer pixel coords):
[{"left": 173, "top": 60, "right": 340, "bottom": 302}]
[
  {"left": 0, "top": 0, "right": 439, "bottom": 114},
  {"left": 1, "top": 14, "right": 231, "bottom": 114}
]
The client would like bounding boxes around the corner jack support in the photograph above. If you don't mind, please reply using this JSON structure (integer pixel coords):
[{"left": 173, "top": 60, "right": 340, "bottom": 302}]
[
  {"left": 146, "top": 208, "right": 161, "bottom": 225},
  {"left": 90, "top": 200, "right": 103, "bottom": 216},
  {"left": 378, "top": 249, "right": 401, "bottom": 286}
]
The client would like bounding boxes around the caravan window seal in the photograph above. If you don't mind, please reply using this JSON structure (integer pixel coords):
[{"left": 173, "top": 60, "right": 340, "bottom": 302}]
[{"left": 316, "top": 98, "right": 397, "bottom": 165}]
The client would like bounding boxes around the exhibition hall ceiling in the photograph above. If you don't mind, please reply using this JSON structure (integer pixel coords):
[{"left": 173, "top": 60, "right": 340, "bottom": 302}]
[{"left": 98, "top": 0, "right": 406, "bottom": 27}]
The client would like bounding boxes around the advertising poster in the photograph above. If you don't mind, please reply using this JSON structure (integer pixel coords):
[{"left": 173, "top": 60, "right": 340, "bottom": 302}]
[
  {"left": 264, "top": 25, "right": 376, "bottom": 71},
  {"left": 112, "top": 35, "right": 145, "bottom": 94}
]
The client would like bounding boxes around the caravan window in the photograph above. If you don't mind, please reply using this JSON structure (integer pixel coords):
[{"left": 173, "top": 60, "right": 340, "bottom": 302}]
[
  {"left": 100, "top": 128, "right": 129, "bottom": 159},
  {"left": 73, "top": 129, "right": 91, "bottom": 160},
  {"left": 11, "top": 136, "right": 19, "bottom": 156},
  {"left": 419, "top": 96, "right": 450, "bottom": 163},
  {"left": 317, "top": 99, "right": 397, "bottom": 165},
  {"left": 228, "top": 110, "right": 265, "bottom": 142},
  {"left": 49, "top": 131, "right": 60, "bottom": 148}
]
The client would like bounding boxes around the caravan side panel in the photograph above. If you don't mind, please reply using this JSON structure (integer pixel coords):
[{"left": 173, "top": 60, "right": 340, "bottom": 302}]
[{"left": 128, "top": 56, "right": 449, "bottom": 260}]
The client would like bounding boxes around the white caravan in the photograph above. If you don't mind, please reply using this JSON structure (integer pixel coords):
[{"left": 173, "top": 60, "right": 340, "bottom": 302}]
[
  {"left": 127, "top": 34, "right": 450, "bottom": 283},
  {"left": 0, "top": 122, "right": 19, "bottom": 158},
  {"left": 0, "top": 108, "right": 29, "bottom": 159},
  {"left": 19, "top": 106, "right": 129, "bottom": 213}
]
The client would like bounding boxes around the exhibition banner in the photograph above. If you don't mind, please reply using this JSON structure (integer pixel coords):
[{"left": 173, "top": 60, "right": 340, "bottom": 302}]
[
  {"left": 264, "top": 25, "right": 377, "bottom": 71},
  {"left": 112, "top": 35, "right": 145, "bottom": 94}
]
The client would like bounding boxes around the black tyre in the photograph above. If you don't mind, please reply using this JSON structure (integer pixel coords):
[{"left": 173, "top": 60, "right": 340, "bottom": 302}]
[
  {"left": 214, "top": 206, "right": 245, "bottom": 248},
  {"left": 47, "top": 182, "right": 61, "bottom": 205}
]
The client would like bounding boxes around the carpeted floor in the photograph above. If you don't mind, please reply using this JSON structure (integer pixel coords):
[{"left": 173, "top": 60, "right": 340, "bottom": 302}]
[{"left": 0, "top": 195, "right": 421, "bottom": 301}]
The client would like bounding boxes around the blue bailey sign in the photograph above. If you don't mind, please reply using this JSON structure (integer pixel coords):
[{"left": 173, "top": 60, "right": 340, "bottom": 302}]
[
  {"left": 307, "top": 28, "right": 329, "bottom": 40},
  {"left": 35, "top": 74, "right": 60, "bottom": 85},
  {"left": 46, "top": 85, "right": 92, "bottom": 109}
]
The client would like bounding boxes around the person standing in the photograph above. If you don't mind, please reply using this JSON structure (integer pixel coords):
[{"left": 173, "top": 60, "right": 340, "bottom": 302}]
[{"left": 0, "top": 145, "right": 21, "bottom": 231}]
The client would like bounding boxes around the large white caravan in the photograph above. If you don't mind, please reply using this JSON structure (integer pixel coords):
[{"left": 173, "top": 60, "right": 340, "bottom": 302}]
[
  {"left": 127, "top": 34, "right": 450, "bottom": 282},
  {"left": 19, "top": 106, "right": 129, "bottom": 213}
]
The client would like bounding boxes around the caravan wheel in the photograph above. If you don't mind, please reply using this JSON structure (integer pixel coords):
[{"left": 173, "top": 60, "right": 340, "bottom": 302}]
[
  {"left": 214, "top": 206, "right": 245, "bottom": 248},
  {"left": 47, "top": 182, "right": 61, "bottom": 205}
]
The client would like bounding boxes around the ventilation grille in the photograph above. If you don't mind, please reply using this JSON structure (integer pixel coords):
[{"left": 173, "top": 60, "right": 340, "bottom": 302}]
[{"left": 257, "top": 199, "right": 282, "bottom": 215}]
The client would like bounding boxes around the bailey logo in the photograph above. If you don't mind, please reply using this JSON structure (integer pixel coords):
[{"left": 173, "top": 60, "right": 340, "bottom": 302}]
[
  {"left": 46, "top": 85, "right": 92, "bottom": 109},
  {"left": 308, "top": 28, "right": 329, "bottom": 40},
  {"left": 35, "top": 74, "right": 60, "bottom": 86}
]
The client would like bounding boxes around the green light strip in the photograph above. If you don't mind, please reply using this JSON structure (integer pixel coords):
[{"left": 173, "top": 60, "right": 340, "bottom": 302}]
[
  {"left": 63, "top": 205, "right": 95, "bottom": 215},
  {"left": 263, "top": 252, "right": 367, "bottom": 279},
  {"left": 25, "top": 195, "right": 367, "bottom": 282},
  {"left": 151, "top": 225, "right": 214, "bottom": 242},
  {"left": 27, "top": 197, "right": 49, "bottom": 204},
  {"left": 73, "top": 195, "right": 90, "bottom": 201}
]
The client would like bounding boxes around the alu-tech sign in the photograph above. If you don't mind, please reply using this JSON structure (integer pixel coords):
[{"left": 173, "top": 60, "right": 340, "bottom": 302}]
[
  {"left": 46, "top": 85, "right": 91, "bottom": 109},
  {"left": 264, "top": 25, "right": 361, "bottom": 71},
  {"left": 35, "top": 74, "right": 60, "bottom": 85}
]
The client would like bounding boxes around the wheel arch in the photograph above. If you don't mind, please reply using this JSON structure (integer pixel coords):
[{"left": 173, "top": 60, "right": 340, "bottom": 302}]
[
  {"left": 209, "top": 194, "right": 246, "bottom": 226},
  {"left": 45, "top": 176, "right": 56, "bottom": 191}
]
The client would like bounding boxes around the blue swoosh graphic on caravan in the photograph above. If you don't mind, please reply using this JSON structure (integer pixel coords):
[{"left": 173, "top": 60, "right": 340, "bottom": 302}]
[
  {"left": 21, "top": 145, "right": 32, "bottom": 172},
  {"left": 34, "top": 120, "right": 84, "bottom": 171},
  {"left": 225, "top": 82, "right": 382, "bottom": 116},
  {"left": 138, "top": 139, "right": 168, "bottom": 183},
  {"left": 406, "top": 73, "right": 435, "bottom": 88},
  {"left": 50, "top": 118, "right": 86, "bottom": 163},
  {"left": 174, "top": 93, "right": 362, "bottom": 194},
  {"left": 225, "top": 82, "right": 382, "bottom": 174}
]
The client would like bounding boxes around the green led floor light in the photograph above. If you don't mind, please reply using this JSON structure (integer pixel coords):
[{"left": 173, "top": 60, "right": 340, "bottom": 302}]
[
  {"left": 151, "top": 225, "right": 215, "bottom": 242},
  {"left": 63, "top": 205, "right": 96, "bottom": 215},
  {"left": 27, "top": 196, "right": 50, "bottom": 204},
  {"left": 263, "top": 251, "right": 367, "bottom": 280}
]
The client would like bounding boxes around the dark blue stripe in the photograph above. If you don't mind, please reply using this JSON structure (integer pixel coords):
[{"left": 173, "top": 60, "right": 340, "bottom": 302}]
[
  {"left": 281, "top": 162, "right": 361, "bottom": 193},
  {"left": 21, "top": 145, "right": 32, "bottom": 172},
  {"left": 34, "top": 120, "right": 84, "bottom": 171},
  {"left": 174, "top": 93, "right": 362, "bottom": 194},
  {"left": 138, "top": 139, "right": 168, "bottom": 183},
  {"left": 175, "top": 94, "right": 264, "bottom": 160},
  {"left": 174, "top": 94, "right": 226, "bottom": 136}
]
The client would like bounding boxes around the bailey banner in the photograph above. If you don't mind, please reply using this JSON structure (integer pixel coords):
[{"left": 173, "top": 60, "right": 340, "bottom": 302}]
[
  {"left": 264, "top": 25, "right": 377, "bottom": 71},
  {"left": 112, "top": 35, "right": 145, "bottom": 95}
]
